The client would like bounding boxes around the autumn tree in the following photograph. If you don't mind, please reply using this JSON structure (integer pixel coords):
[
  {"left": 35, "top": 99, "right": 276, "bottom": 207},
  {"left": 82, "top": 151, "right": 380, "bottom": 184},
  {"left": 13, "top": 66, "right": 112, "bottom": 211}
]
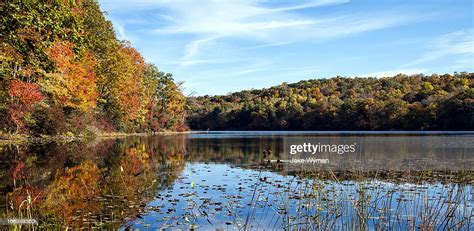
[
  {"left": 42, "top": 41, "right": 97, "bottom": 113},
  {"left": 144, "top": 65, "right": 187, "bottom": 132},
  {"left": 187, "top": 73, "right": 474, "bottom": 131},
  {"left": 1, "top": 1, "right": 187, "bottom": 135},
  {"left": 7, "top": 80, "right": 43, "bottom": 132}
]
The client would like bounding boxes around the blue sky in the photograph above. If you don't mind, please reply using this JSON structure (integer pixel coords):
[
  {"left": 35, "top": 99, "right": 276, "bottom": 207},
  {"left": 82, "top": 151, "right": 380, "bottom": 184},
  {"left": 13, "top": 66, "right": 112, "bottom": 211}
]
[{"left": 98, "top": 0, "right": 473, "bottom": 96}]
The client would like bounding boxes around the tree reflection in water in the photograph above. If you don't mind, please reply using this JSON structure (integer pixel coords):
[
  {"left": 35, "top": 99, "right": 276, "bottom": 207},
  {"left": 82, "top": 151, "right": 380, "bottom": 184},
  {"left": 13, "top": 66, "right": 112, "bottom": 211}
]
[{"left": 0, "top": 137, "right": 186, "bottom": 229}]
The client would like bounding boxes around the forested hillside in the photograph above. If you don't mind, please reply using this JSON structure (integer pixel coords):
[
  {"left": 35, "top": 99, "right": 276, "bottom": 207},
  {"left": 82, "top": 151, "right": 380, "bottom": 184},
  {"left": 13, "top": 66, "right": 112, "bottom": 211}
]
[
  {"left": 0, "top": 1, "right": 187, "bottom": 137},
  {"left": 187, "top": 73, "right": 474, "bottom": 131}
]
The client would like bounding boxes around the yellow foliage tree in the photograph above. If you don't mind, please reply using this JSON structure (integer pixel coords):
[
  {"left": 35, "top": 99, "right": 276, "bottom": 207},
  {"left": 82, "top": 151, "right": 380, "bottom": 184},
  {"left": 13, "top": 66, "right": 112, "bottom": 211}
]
[{"left": 41, "top": 41, "right": 97, "bottom": 113}]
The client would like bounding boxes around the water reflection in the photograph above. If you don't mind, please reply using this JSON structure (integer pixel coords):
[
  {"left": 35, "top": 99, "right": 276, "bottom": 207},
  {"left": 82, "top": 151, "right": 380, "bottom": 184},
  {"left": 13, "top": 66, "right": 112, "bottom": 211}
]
[
  {"left": 0, "top": 137, "right": 186, "bottom": 229},
  {"left": 0, "top": 133, "right": 472, "bottom": 229}
]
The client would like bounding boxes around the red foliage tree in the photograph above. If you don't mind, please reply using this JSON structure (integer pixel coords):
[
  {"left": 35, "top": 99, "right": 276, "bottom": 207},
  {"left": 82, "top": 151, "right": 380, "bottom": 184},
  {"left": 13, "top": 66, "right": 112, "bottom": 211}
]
[
  {"left": 9, "top": 80, "right": 43, "bottom": 105},
  {"left": 8, "top": 80, "right": 44, "bottom": 132}
]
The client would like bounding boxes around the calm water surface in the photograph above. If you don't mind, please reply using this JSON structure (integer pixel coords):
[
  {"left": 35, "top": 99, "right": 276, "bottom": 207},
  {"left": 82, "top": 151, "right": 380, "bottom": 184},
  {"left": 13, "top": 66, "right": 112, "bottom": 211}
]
[{"left": 0, "top": 132, "right": 473, "bottom": 229}]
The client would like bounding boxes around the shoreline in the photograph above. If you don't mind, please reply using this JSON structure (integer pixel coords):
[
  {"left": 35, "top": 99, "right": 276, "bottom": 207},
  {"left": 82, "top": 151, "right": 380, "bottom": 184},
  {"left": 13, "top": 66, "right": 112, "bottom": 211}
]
[
  {"left": 0, "top": 131, "right": 200, "bottom": 146},
  {"left": 1, "top": 130, "right": 472, "bottom": 146}
]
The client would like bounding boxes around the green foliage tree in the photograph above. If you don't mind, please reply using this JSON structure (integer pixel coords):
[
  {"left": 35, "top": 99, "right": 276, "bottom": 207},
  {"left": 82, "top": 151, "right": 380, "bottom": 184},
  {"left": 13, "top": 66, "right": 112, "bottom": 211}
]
[{"left": 187, "top": 73, "right": 474, "bottom": 131}]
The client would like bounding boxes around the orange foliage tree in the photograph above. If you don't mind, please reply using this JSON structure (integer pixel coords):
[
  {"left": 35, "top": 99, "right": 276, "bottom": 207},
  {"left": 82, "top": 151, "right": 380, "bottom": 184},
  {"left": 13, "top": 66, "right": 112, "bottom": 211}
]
[
  {"left": 41, "top": 41, "right": 97, "bottom": 113},
  {"left": 116, "top": 43, "right": 146, "bottom": 122}
]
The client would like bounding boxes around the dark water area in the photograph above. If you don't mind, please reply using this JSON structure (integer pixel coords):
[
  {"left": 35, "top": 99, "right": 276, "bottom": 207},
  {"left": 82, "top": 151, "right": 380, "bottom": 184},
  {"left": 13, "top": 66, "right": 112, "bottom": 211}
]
[{"left": 0, "top": 132, "right": 473, "bottom": 229}]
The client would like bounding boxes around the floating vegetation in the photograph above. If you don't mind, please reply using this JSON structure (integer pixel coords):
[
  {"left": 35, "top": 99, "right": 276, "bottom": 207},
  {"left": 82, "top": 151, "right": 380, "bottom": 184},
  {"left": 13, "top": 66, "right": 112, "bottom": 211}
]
[{"left": 121, "top": 163, "right": 472, "bottom": 230}]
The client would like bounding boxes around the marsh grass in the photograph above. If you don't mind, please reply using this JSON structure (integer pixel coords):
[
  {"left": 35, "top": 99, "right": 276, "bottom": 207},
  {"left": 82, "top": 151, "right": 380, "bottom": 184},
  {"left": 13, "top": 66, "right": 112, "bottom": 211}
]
[{"left": 237, "top": 160, "right": 474, "bottom": 230}]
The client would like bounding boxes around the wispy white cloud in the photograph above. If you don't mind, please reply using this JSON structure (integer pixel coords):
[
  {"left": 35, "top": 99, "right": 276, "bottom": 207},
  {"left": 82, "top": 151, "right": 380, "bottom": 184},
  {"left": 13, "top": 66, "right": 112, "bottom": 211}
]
[
  {"left": 267, "top": 0, "right": 349, "bottom": 13},
  {"left": 115, "top": 22, "right": 128, "bottom": 40},
  {"left": 160, "top": 1, "right": 349, "bottom": 64},
  {"left": 233, "top": 67, "right": 267, "bottom": 76},
  {"left": 241, "top": 41, "right": 294, "bottom": 50},
  {"left": 182, "top": 37, "right": 217, "bottom": 62},
  {"left": 408, "top": 29, "right": 473, "bottom": 66},
  {"left": 101, "top": 0, "right": 427, "bottom": 66},
  {"left": 231, "top": 61, "right": 273, "bottom": 76},
  {"left": 359, "top": 68, "right": 428, "bottom": 78},
  {"left": 179, "top": 58, "right": 242, "bottom": 66},
  {"left": 159, "top": 2, "right": 423, "bottom": 63},
  {"left": 452, "top": 57, "right": 473, "bottom": 70}
]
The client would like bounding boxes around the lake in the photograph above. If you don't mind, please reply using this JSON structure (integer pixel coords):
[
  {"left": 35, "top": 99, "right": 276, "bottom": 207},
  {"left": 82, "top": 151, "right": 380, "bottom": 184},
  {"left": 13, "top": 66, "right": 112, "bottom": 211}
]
[{"left": 0, "top": 131, "right": 473, "bottom": 229}]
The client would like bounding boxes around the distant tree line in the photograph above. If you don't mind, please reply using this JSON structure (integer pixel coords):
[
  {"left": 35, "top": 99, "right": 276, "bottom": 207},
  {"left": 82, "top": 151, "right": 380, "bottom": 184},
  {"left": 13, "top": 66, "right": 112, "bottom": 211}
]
[
  {"left": 186, "top": 73, "right": 473, "bottom": 131},
  {"left": 0, "top": 0, "right": 187, "bottom": 136}
]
